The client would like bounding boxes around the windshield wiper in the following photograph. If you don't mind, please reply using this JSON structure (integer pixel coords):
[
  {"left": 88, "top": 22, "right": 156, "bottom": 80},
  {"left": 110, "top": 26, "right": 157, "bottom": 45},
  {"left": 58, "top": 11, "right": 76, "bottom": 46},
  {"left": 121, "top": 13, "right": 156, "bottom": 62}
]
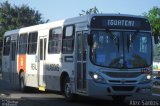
[
  {"left": 106, "top": 29, "right": 119, "bottom": 52},
  {"left": 127, "top": 30, "right": 139, "bottom": 52}
]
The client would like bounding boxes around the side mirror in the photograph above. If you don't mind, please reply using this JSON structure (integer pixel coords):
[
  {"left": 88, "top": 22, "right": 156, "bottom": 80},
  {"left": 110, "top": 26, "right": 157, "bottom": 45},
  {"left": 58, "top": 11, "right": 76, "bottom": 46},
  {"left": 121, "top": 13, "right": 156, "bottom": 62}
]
[{"left": 87, "top": 34, "right": 93, "bottom": 46}]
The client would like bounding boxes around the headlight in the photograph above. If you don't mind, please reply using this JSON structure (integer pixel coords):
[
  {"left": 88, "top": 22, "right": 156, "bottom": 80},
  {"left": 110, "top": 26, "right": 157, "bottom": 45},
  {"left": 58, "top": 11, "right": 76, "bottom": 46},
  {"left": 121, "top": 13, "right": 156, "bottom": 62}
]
[
  {"left": 139, "top": 74, "right": 152, "bottom": 84},
  {"left": 93, "top": 73, "right": 98, "bottom": 79},
  {"left": 89, "top": 72, "right": 106, "bottom": 84},
  {"left": 146, "top": 75, "right": 151, "bottom": 80}
]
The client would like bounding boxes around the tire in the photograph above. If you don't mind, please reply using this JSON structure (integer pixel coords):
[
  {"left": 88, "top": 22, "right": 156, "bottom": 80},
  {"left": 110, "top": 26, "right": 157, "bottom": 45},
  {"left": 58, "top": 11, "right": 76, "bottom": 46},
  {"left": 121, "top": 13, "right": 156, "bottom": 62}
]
[
  {"left": 112, "top": 96, "right": 126, "bottom": 102},
  {"left": 19, "top": 72, "right": 28, "bottom": 92},
  {"left": 63, "top": 76, "right": 75, "bottom": 101},
  {"left": 154, "top": 81, "right": 158, "bottom": 86}
]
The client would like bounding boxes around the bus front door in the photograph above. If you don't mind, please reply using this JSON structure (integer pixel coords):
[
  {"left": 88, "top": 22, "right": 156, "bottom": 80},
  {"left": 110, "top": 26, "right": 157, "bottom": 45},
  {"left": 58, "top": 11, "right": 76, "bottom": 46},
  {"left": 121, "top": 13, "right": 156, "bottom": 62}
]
[
  {"left": 38, "top": 36, "right": 46, "bottom": 89},
  {"left": 10, "top": 40, "right": 17, "bottom": 84},
  {"left": 76, "top": 31, "right": 87, "bottom": 92}
]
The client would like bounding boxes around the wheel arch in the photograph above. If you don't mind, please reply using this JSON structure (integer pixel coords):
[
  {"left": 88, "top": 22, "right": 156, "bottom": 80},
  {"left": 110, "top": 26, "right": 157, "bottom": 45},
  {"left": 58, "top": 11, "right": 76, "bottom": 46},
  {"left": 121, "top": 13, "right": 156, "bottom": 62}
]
[{"left": 19, "top": 69, "right": 25, "bottom": 76}]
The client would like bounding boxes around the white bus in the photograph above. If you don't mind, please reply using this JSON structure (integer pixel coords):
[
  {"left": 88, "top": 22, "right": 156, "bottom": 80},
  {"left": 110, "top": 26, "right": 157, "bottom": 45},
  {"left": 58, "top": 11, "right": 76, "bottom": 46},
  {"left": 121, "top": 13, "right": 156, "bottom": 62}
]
[{"left": 2, "top": 14, "right": 152, "bottom": 101}]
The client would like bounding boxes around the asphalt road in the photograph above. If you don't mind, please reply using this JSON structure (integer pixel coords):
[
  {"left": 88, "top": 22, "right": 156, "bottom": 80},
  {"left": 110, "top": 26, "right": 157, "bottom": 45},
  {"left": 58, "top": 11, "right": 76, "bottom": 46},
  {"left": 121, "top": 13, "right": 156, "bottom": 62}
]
[{"left": 0, "top": 74, "right": 160, "bottom": 106}]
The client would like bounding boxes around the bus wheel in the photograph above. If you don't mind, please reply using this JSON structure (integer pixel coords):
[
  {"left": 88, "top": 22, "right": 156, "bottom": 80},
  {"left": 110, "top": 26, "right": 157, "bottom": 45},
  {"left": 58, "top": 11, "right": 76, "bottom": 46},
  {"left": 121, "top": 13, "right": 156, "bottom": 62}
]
[
  {"left": 64, "top": 76, "right": 74, "bottom": 101},
  {"left": 19, "top": 72, "right": 27, "bottom": 92}
]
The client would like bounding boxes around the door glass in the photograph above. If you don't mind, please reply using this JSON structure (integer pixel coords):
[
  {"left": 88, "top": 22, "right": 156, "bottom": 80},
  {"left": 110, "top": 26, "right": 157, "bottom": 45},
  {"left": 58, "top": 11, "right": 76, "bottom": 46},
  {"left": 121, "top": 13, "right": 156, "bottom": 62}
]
[
  {"left": 76, "top": 32, "right": 87, "bottom": 91},
  {"left": 40, "top": 39, "right": 43, "bottom": 60},
  {"left": 83, "top": 34, "right": 87, "bottom": 61},
  {"left": 11, "top": 42, "right": 16, "bottom": 61},
  {"left": 77, "top": 33, "right": 82, "bottom": 90},
  {"left": 77, "top": 33, "right": 82, "bottom": 61},
  {"left": 44, "top": 38, "right": 46, "bottom": 60}
]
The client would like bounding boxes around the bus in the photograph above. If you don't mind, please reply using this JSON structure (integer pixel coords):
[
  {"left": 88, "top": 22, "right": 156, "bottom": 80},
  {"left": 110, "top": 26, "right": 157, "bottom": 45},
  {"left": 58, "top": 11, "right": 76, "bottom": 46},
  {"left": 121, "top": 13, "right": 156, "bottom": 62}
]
[{"left": 2, "top": 14, "right": 152, "bottom": 101}]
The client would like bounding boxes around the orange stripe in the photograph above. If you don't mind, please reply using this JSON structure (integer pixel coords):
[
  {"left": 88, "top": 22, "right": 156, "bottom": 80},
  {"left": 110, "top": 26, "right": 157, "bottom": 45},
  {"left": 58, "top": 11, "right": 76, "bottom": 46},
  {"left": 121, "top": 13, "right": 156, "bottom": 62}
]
[{"left": 18, "top": 54, "right": 26, "bottom": 73}]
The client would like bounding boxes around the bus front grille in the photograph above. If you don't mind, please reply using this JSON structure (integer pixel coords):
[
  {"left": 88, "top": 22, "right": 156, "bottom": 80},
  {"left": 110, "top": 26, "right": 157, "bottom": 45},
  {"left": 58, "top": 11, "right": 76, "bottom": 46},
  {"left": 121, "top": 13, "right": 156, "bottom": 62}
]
[
  {"left": 108, "top": 80, "right": 137, "bottom": 84},
  {"left": 105, "top": 72, "right": 141, "bottom": 78},
  {"left": 112, "top": 86, "right": 135, "bottom": 91}
]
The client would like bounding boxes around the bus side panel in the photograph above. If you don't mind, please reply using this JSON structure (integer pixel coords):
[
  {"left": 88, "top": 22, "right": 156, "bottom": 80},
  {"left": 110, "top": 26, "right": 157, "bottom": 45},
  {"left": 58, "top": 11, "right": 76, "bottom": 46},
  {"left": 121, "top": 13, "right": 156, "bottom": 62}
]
[
  {"left": 25, "top": 55, "right": 38, "bottom": 88},
  {"left": 45, "top": 54, "right": 62, "bottom": 91},
  {"left": 2, "top": 56, "right": 10, "bottom": 83},
  {"left": 11, "top": 44, "right": 18, "bottom": 87},
  {"left": 61, "top": 54, "right": 75, "bottom": 92}
]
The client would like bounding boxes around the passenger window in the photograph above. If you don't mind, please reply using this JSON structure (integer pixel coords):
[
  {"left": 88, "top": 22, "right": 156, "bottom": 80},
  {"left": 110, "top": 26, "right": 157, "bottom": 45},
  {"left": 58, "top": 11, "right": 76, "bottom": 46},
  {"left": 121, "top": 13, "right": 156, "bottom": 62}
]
[
  {"left": 65, "top": 26, "right": 73, "bottom": 37},
  {"left": 62, "top": 25, "right": 74, "bottom": 54},
  {"left": 48, "top": 27, "right": 62, "bottom": 54},
  {"left": 28, "top": 32, "right": 38, "bottom": 54},
  {"left": 3, "top": 36, "right": 11, "bottom": 56},
  {"left": 19, "top": 33, "right": 28, "bottom": 54}
]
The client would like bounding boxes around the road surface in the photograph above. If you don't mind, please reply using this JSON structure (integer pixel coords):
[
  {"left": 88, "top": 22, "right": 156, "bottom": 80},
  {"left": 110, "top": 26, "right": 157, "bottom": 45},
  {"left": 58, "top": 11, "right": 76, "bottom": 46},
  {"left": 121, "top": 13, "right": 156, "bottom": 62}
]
[{"left": 0, "top": 74, "right": 160, "bottom": 106}]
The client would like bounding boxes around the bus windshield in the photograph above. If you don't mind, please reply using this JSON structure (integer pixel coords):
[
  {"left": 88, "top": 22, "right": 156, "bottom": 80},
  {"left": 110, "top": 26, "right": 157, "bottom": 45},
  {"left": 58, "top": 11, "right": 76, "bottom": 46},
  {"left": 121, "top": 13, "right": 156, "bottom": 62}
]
[{"left": 91, "top": 30, "right": 152, "bottom": 69}]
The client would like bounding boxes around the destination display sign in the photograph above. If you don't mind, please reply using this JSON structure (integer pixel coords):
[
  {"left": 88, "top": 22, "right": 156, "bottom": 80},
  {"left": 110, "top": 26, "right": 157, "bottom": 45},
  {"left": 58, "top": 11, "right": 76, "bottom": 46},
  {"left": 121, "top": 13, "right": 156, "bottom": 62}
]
[
  {"left": 91, "top": 16, "right": 151, "bottom": 30},
  {"left": 107, "top": 19, "right": 135, "bottom": 27}
]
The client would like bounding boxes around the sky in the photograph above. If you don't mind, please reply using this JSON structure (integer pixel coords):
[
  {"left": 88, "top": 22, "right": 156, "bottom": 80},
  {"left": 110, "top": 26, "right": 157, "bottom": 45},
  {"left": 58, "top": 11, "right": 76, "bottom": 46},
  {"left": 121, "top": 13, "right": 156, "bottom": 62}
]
[{"left": 1, "top": 0, "right": 160, "bottom": 22}]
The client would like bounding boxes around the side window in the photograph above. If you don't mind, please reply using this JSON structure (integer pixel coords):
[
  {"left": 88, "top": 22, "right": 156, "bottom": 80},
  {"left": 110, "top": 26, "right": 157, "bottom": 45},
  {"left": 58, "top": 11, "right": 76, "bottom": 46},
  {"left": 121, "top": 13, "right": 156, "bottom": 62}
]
[
  {"left": 139, "top": 36, "right": 148, "bottom": 53},
  {"left": 62, "top": 25, "right": 74, "bottom": 54},
  {"left": 3, "top": 36, "right": 11, "bottom": 56},
  {"left": 19, "top": 33, "right": 28, "bottom": 54},
  {"left": 48, "top": 27, "right": 62, "bottom": 54},
  {"left": 65, "top": 26, "right": 73, "bottom": 37},
  {"left": 28, "top": 32, "right": 38, "bottom": 54}
]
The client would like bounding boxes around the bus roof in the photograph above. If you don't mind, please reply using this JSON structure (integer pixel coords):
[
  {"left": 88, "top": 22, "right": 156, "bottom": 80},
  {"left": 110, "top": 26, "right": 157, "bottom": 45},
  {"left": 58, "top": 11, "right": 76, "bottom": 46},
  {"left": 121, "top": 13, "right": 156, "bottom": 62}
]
[
  {"left": 4, "top": 13, "right": 148, "bottom": 36},
  {"left": 4, "top": 20, "right": 64, "bottom": 36},
  {"left": 64, "top": 13, "right": 147, "bottom": 24}
]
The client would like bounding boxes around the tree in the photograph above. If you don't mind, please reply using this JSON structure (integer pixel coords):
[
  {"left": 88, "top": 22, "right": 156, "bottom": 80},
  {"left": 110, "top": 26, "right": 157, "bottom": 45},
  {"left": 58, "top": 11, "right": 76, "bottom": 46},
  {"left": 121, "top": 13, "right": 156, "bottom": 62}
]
[
  {"left": 144, "top": 6, "right": 160, "bottom": 37},
  {"left": 144, "top": 7, "right": 160, "bottom": 56},
  {"left": 79, "top": 6, "right": 100, "bottom": 16},
  {"left": 0, "top": 1, "right": 48, "bottom": 40}
]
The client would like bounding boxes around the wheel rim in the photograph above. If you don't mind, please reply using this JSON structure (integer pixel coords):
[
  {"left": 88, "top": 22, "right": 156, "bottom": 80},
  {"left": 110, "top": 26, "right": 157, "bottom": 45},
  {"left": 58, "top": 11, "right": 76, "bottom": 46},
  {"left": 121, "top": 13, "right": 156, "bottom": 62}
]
[{"left": 65, "top": 83, "right": 71, "bottom": 98}]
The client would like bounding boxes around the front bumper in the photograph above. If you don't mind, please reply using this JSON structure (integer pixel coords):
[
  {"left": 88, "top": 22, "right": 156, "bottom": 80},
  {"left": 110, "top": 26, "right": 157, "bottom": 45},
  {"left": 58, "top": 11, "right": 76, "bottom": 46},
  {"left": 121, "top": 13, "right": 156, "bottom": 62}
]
[{"left": 87, "top": 79, "right": 152, "bottom": 99}]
